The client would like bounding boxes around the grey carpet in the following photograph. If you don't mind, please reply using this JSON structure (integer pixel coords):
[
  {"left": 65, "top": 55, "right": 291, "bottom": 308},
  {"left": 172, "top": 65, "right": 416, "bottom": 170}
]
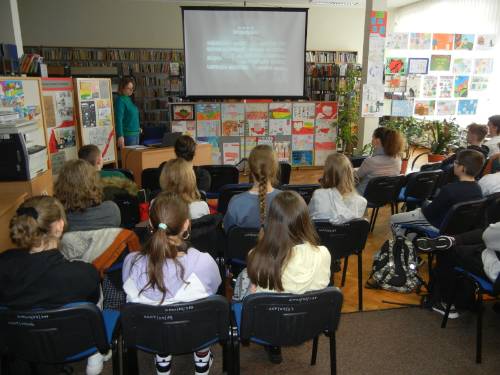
[{"left": 71, "top": 304, "right": 500, "bottom": 375}]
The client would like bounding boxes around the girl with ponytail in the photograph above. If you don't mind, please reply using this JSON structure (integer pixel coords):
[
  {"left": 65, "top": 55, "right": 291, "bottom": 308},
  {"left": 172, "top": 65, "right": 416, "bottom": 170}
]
[
  {"left": 223, "top": 145, "right": 280, "bottom": 232},
  {"left": 122, "top": 192, "right": 221, "bottom": 375}
]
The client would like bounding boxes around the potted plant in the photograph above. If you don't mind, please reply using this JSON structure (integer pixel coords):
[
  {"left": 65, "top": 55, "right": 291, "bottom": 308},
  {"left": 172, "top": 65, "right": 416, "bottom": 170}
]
[
  {"left": 425, "top": 119, "right": 461, "bottom": 162},
  {"left": 337, "top": 64, "right": 361, "bottom": 154}
]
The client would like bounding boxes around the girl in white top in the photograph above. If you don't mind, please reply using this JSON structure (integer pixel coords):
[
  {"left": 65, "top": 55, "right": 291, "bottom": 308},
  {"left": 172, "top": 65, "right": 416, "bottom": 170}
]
[
  {"left": 309, "top": 152, "right": 367, "bottom": 224},
  {"left": 160, "top": 158, "right": 210, "bottom": 220},
  {"left": 485, "top": 115, "right": 500, "bottom": 157}
]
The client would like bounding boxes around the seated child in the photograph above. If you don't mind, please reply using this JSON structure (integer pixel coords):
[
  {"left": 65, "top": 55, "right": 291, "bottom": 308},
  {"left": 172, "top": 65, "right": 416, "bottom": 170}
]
[
  {"left": 309, "top": 152, "right": 367, "bottom": 224},
  {"left": 174, "top": 135, "right": 211, "bottom": 192},
  {"left": 122, "top": 192, "right": 221, "bottom": 375}
]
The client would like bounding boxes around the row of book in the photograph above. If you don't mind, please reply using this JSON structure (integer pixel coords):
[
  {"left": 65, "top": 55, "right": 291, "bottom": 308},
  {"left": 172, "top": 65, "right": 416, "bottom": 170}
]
[
  {"left": 306, "top": 64, "right": 340, "bottom": 77},
  {"left": 122, "top": 62, "right": 183, "bottom": 75},
  {"left": 135, "top": 75, "right": 181, "bottom": 86},
  {"left": 135, "top": 99, "right": 170, "bottom": 110},
  {"left": 140, "top": 111, "right": 170, "bottom": 121},
  {"left": 139, "top": 50, "right": 184, "bottom": 62},
  {"left": 306, "top": 51, "right": 357, "bottom": 64},
  {"left": 307, "top": 77, "right": 338, "bottom": 91},
  {"left": 134, "top": 80, "right": 182, "bottom": 96},
  {"left": 19, "top": 54, "right": 43, "bottom": 74}
]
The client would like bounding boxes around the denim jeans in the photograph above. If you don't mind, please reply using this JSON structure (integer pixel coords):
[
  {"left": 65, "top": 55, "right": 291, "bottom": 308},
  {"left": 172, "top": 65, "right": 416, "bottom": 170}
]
[{"left": 124, "top": 134, "right": 140, "bottom": 146}]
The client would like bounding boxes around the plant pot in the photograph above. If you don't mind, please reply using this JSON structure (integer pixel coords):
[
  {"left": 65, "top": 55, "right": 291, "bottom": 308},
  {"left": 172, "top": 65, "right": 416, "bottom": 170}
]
[
  {"left": 428, "top": 153, "right": 447, "bottom": 163},
  {"left": 400, "top": 158, "right": 409, "bottom": 174}
]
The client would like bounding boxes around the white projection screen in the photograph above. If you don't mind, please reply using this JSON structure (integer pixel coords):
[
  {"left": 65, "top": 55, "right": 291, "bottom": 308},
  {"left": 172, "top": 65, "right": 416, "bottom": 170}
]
[{"left": 182, "top": 7, "right": 308, "bottom": 98}]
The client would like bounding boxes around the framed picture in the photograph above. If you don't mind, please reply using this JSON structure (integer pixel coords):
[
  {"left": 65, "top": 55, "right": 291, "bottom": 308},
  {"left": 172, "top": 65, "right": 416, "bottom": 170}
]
[
  {"left": 172, "top": 104, "right": 195, "bottom": 121},
  {"left": 407, "top": 58, "right": 429, "bottom": 74},
  {"left": 385, "top": 57, "right": 408, "bottom": 75}
]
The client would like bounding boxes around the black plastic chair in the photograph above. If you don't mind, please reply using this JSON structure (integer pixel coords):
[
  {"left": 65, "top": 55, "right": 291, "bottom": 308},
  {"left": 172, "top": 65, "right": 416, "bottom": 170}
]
[
  {"left": 200, "top": 165, "right": 240, "bottom": 196},
  {"left": 396, "top": 170, "right": 443, "bottom": 212},
  {"left": 113, "top": 193, "right": 140, "bottom": 229},
  {"left": 349, "top": 156, "right": 367, "bottom": 168},
  {"left": 231, "top": 287, "right": 343, "bottom": 375},
  {"left": 278, "top": 162, "right": 292, "bottom": 186},
  {"left": 281, "top": 184, "right": 321, "bottom": 204},
  {"left": 120, "top": 296, "right": 230, "bottom": 375},
  {"left": 141, "top": 167, "right": 161, "bottom": 193},
  {"left": 0, "top": 303, "right": 120, "bottom": 374},
  {"left": 226, "top": 226, "right": 260, "bottom": 266},
  {"left": 363, "top": 175, "right": 405, "bottom": 232},
  {"left": 217, "top": 183, "right": 252, "bottom": 214},
  {"left": 485, "top": 192, "right": 500, "bottom": 225},
  {"left": 314, "top": 219, "right": 370, "bottom": 311}
]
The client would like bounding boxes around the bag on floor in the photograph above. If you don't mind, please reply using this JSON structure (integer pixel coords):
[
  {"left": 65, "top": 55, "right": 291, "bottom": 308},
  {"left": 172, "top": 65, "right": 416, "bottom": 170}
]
[{"left": 367, "top": 236, "right": 421, "bottom": 293}]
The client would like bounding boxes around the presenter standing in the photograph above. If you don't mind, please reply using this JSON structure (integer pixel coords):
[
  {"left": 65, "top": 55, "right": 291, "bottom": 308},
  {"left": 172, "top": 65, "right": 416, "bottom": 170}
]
[{"left": 114, "top": 77, "right": 140, "bottom": 148}]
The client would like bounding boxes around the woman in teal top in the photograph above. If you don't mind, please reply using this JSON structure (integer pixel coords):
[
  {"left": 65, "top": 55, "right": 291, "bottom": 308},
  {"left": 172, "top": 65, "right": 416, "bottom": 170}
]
[{"left": 114, "top": 77, "right": 140, "bottom": 147}]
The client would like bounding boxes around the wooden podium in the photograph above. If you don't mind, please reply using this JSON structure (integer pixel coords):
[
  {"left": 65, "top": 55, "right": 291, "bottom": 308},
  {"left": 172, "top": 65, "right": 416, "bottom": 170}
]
[{"left": 121, "top": 143, "right": 212, "bottom": 187}]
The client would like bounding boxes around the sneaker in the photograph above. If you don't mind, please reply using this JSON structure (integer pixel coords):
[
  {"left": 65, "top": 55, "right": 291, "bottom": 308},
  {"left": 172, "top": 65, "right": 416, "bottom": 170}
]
[
  {"left": 415, "top": 236, "right": 454, "bottom": 253},
  {"left": 264, "top": 346, "right": 283, "bottom": 364},
  {"left": 194, "top": 350, "right": 213, "bottom": 375},
  {"left": 155, "top": 354, "right": 172, "bottom": 375},
  {"left": 432, "top": 302, "right": 459, "bottom": 319},
  {"left": 86, "top": 353, "right": 104, "bottom": 375}
]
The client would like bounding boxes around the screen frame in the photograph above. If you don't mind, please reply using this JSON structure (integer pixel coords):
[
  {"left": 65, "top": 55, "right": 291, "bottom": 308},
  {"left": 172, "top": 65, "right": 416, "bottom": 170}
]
[{"left": 181, "top": 6, "right": 309, "bottom": 100}]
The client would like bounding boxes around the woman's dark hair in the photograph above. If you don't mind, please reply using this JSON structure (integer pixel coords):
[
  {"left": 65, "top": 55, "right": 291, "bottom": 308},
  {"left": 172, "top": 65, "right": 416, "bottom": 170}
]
[
  {"left": 139, "top": 192, "right": 190, "bottom": 304},
  {"left": 174, "top": 135, "right": 196, "bottom": 162},
  {"left": 247, "top": 191, "right": 319, "bottom": 292},
  {"left": 118, "top": 76, "right": 135, "bottom": 92},
  {"left": 373, "top": 127, "right": 404, "bottom": 157},
  {"left": 488, "top": 115, "right": 500, "bottom": 135}
]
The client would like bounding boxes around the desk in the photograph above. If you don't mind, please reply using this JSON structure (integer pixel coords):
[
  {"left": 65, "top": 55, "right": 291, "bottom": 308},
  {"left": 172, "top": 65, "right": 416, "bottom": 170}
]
[
  {"left": 0, "top": 193, "right": 28, "bottom": 251},
  {"left": 121, "top": 143, "right": 212, "bottom": 187}
]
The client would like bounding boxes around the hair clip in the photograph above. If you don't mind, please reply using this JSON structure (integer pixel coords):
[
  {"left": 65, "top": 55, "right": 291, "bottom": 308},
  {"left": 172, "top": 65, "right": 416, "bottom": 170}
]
[
  {"left": 16, "top": 207, "right": 39, "bottom": 220},
  {"left": 158, "top": 223, "right": 168, "bottom": 231}
]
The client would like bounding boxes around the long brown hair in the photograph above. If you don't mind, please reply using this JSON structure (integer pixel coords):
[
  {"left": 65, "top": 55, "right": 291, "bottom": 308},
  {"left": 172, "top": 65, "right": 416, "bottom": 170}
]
[
  {"left": 373, "top": 127, "right": 404, "bottom": 158},
  {"left": 321, "top": 152, "right": 356, "bottom": 195},
  {"left": 247, "top": 191, "right": 319, "bottom": 292},
  {"left": 139, "top": 192, "right": 190, "bottom": 304},
  {"left": 248, "top": 145, "right": 278, "bottom": 225},
  {"left": 159, "top": 158, "right": 201, "bottom": 203}
]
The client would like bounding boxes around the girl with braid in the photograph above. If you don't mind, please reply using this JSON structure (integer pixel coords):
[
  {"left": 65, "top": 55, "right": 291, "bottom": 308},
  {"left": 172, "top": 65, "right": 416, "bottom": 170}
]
[{"left": 223, "top": 145, "right": 280, "bottom": 232}]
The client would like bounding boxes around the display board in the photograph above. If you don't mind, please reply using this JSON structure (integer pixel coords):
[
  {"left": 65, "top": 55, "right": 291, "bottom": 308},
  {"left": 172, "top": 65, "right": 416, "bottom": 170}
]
[
  {"left": 171, "top": 100, "right": 338, "bottom": 167},
  {"left": 41, "top": 78, "right": 78, "bottom": 175},
  {"left": 74, "top": 78, "right": 117, "bottom": 164}
]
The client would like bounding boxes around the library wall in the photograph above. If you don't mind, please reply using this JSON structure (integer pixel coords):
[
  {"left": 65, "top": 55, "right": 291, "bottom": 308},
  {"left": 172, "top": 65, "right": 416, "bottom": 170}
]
[{"left": 18, "top": 0, "right": 365, "bottom": 56}]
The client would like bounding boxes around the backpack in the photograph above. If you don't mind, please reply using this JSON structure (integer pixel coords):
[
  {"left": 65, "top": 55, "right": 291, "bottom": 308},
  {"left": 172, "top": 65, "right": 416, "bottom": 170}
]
[{"left": 367, "top": 236, "right": 421, "bottom": 293}]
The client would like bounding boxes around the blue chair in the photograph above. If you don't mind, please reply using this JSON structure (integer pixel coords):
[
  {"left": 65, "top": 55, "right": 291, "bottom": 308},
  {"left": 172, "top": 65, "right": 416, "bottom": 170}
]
[
  {"left": 217, "top": 183, "right": 252, "bottom": 214},
  {"left": 281, "top": 184, "right": 321, "bottom": 204},
  {"left": 120, "top": 296, "right": 230, "bottom": 375},
  {"left": 231, "top": 287, "right": 343, "bottom": 375},
  {"left": 226, "top": 226, "right": 260, "bottom": 280},
  {"left": 0, "top": 303, "right": 119, "bottom": 374},
  {"left": 200, "top": 165, "right": 240, "bottom": 199},
  {"left": 396, "top": 170, "right": 443, "bottom": 212}
]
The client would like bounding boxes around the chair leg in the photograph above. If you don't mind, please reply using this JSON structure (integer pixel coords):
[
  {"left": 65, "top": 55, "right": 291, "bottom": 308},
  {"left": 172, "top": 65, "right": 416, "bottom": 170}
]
[
  {"left": 310, "top": 335, "right": 319, "bottom": 366},
  {"left": 369, "top": 208, "right": 376, "bottom": 232},
  {"left": 341, "top": 257, "right": 349, "bottom": 287},
  {"left": 231, "top": 329, "right": 240, "bottom": 375},
  {"left": 358, "top": 252, "right": 363, "bottom": 312},
  {"left": 441, "top": 273, "right": 458, "bottom": 329},
  {"left": 329, "top": 333, "right": 337, "bottom": 375},
  {"left": 111, "top": 336, "right": 120, "bottom": 375},
  {"left": 476, "top": 292, "right": 483, "bottom": 364},
  {"left": 427, "top": 253, "right": 433, "bottom": 285},
  {"left": 370, "top": 208, "right": 380, "bottom": 232},
  {"left": 123, "top": 345, "right": 139, "bottom": 375}
]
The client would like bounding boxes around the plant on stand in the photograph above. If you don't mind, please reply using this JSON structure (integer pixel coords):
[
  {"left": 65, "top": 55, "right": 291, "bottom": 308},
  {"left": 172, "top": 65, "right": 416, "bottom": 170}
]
[
  {"left": 337, "top": 64, "right": 361, "bottom": 155},
  {"left": 425, "top": 118, "right": 461, "bottom": 162}
]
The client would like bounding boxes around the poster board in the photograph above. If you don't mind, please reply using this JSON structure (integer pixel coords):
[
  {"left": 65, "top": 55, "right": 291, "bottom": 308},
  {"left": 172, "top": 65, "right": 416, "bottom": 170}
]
[
  {"left": 74, "top": 78, "right": 117, "bottom": 165},
  {"left": 41, "top": 78, "right": 78, "bottom": 175}
]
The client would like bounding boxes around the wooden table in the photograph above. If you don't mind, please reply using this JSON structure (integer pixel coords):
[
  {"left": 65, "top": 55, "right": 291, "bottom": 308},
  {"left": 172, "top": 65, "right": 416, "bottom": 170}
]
[
  {"left": 0, "top": 192, "right": 28, "bottom": 252},
  {"left": 121, "top": 143, "right": 212, "bottom": 187}
]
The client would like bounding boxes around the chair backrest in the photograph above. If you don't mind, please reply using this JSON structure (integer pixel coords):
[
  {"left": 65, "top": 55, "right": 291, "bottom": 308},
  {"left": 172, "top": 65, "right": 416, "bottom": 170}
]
[
  {"left": 113, "top": 193, "right": 140, "bottom": 229},
  {"left": 216, "top": 183, "right": 252, "bottom": 214},
  {"left": 226, "top": 226, "right": 260, "bottom": 263},
  {"left": 141, "top": 167, "right": 161, "bottom": 192},
  {"left": 440, "top": 198, "right": 488, "bottom": 235},
  {"left": 281, "top": 184, "right": 321, "bottom": 204},
  {"left": 121, "top": 296, "right": 229, "bottom": 354},
  {"left": 190, "top": 213, "right": 224, "bottom": 259},
  {"left": 314, "top": 219, "right": 370, "bottom": 260},
  {"left": 403, "top": 170, "right": 443, "bottom": 201},
  {"left": 278, "top": 162, "right": 292, "bottom": 186},
  {"left": 200, "top": 165, "right": 240, "bottom": 193},
  {"left": 117, "top": 168, "right": 135, "bottom": 181},
  {"left": 0, "top": 303, "right": 109, "bottom": 363},
  {"left": 240, "top": 287, "right": 343, "bottom": 346},
  {"left": 349, "top": 156, "right": 367, "bottom": 168},
  {"left": 363, "top": 175, "right": 405, "bottom": 206},
  {"left": 485, "top": 192, "right": 500, "bottom": 225}
]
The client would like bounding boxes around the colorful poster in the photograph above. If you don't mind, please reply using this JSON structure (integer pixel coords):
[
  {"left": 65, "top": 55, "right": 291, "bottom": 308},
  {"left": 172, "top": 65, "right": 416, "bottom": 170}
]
[
  {"left": 432, "top": 33, "right": 454, "bottom": 50},
  {"left": 385, "top": 57, "right": 407, "bottom": 75},
  {"left": 54, "top": 91, "right": 74, "bottom": 127},
  {"left": 292, "top": 102, "right": 315, "bottom": 120},
  {"left": 315, "top": 102, "right": 338, "bottom": 120},
  {"left": 454, "top": 34, "right": 475, "bottom": 50},
  {"left": 292, "top": 151, "right": 313, "bottom": 166},
  {"left": 407, "top": 58, "right": 429, "bottom": 74},
  {"left": 172, "top": 104, "right": 194, "bottom": 121},
  {"left": 314, "top": 141, "right": 336, "bottom": 166},
  {"left": 195, "top": 103, "right": 221, "bottom": 121},
  {"left": 457, "top": 100, "right": 478, "bottom": 115},
  {"left": 196, "top": 120, "right": 220, "bottom": 137},
  {"left": 171, "top": 121, "right": 196, "bottom": 137},
  {"left": 51, "top": 127, "right": 76, "bottom": 150},
  {"left": 197, "top": 136, "right": 221, "bottom": 164},
  {"left": 275, "top": 141, "right": 291, "bottom": 162},
  {"left": 368, "top": 35, "right": 386, "bottom": 63},
  {"left": 409, "top": 33, "right": 431, "bottom": 50},
  {"left": 96, "top": 99, "right": 111, "bottom": 127},
  {"left": 422, "top": 76, "right": 438, "bottom": 97},
  {"left": 362, "top": 84, "right": 384, "bottom": 117},
  {"left": 414, "top": 100, "right": 436, "bottom": 116},
  {"left": 315, "top": 119, "right": 337, "bottom": 142},
  {"left": 438, "top": 76, "right": 454, "bottom": 98},
  {"left": 292, "top": 134, "right": 314, "bottom": 151},
  {"left": 80, "top": 101, "right": 96, "bottom": 127},
  {"left": 470, "top": 76, "right": 489, "bottom": 91},
  {"left": 384, "top": 75, "right": 407, "bottom": 92},
  {"left": 391, "top": 100, "right": 414, "bottom": 117},
  {"left": 453, "top": 58, "right": 473, "bottom": 75},
  {"left": 248, "top": 119, "right": 267, "bottom": 136},
  {"left": 406, "top": 75, "right": 421, "bottom": 98},
  {"left": 244, "top": 136, "right": 257, "bottom": 158},
  {"left": 221, "top": 103, "right": 245, "bottom": 136},
  {"left": 257, "top": 136, "right": 274, "bottom": 147},
  {"left": 245, "top": 103, "right": 268, "bottom": 120},
  {"left": 0, "top": 80, "right": 24, "bottom": 108},
  {"left": 386, "top": 32, "right": 409, "bottom": 49},
  {"left": 292, "top": 120, "right": 314, "bottom": 135},
  {"left": 430, "top": 55, "right": 451, "bottom": 71},
  {"left": 367, "top": 61, "right": 385, "bottom": 83},
  {"left": 79, "top": 81, "right": 99, "bottom": 100},
  {"left": 222, "top": 142, "right": 240, "bottom": 165},
  {"left": 436, "top": 100, "right": 457, "bottom": 116},
  {"left": 474, "top": 58, "right": 494, "bottom": 74},
  {"left": 454, "top": 76, "right": 469, "bottom": 98},
  {"left": 269, "top": 102, "right": 292, "bottom": 120},
  {"left": 369, "top": 11, "right": 387, "bottom": 37},
  {"left": 475, "top": 34, "right": 496, "bottom": 50},
  {"left": 269, "top": 119, "right": 291, "bottom": 136}
]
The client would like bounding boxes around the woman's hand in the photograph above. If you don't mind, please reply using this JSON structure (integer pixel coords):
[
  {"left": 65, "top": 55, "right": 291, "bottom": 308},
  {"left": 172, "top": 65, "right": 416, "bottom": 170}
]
[{"left": 117, "top": 136, "right": 125, "bottom": 149}]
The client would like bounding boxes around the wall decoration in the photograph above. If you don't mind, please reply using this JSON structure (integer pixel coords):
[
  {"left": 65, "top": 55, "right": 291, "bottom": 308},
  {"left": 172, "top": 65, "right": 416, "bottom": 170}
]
[
  {"left": 430, "top": 55, "right": 451, "bottom": 71},
  {"left": 245, "top": 102, "right": 268, "bottom": 120},
  {"left": 172, "top": 104, "right": 194, "bottom": 121},
  {"left": 474, "top": 58, "right": 494, "bottom": 74},
  {"left": 405, "top": 75, "right": 421, "bottom": 98},
  {"left": 244, "top": 136, "right": 257, "bottom": 158},
  {"left": 386, "top": 32, "right": 409, "bottom": 49},
  {"left": 222, "top": 142, "right": 241, "bottom": 165},
  {"left": 438, "top": 76, "right": 454, "bottom": 98},
  {"left": 221, "top": 103, "right": 245, "bottom": 136},
  {"left": 407, "top": 58, "right": 429, "bottom": 74},
  {"left": 414, "top": 100, "right": 436, "bottom": 116},
  {"left": 385, "top": 57, "right": 407, "bottom": 75},
  {"left": 454, "top": 76, "right": 469, "bottom": 98},
  {"left": 422, "top": 76, "right": 438, "bottom": 97},
  {"left": 315, "top": 119, "right": 337, "bottom": 142},
  {"left": 171, "top": 120, "right": 196, "bottom": 137},
  {"left": 384, "top": 75, "right": 407, "bottom": 92},
  {"left": 292, "top": 120, "right": 314, "bottom": 135},
  {"left": 315, "top": 101, "right": 338, "bottom": 120},
  {"left": 452, "top": 58, "right": 473, "bottom": 75},
  {"left": 454, "top": 34, "right": 474, "bottom": 50},
  {"left": 247, "top": 120, "right": 267, "bottom": 136},
  {"left": 314, "top": 141, "right": 336, "bottom": 166},
  {"left": 432, "top": 33, "right": 454, "bottom": 50},
  {"left": 197, "top": 136, "right": 221, "bottom": 164},
  {"left": 292, "top": 150, "right": 313, "bottom": 166},
  {"left": 470, "top": 76, "right": 489, "bottom": 91},
  {"left": 457, "top": 99, "right": 478, "bottom": 115},
  {"left": 196, "top": 103, "right": 221, "bottom": 121},
  {"left": 196, "top": 120, "right": 220, "bottom": 137},
  {"left": 409, "top": 32, "right": 432, "bottom": 49},
  {"left": 292, "top": 102, "right": 315, "bottom": 120},
  {"left": 369, "top": 10, "right": 387, "bottom": 37},
  {"left": 275, "top": 141, "right": 291, "bottom": 162},
  {"left": 269, "top": 102, "right": 292, "bottom": 136},
  {"left": 362, "top": 84, "right": 384, "bottom": 117},
  {"left": 475, "top": 34, "right": 496, "bottom": 50},
  {"left": 391, "top": 100, "right": 414, "bottom": 117},
  {"left": 436, "top": 100, "right": 457, "bottom": 116}
]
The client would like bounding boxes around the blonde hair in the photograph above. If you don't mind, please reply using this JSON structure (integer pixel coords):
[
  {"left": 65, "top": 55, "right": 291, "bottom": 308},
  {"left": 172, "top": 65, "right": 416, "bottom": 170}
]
[
  {"left": 321, "top": 152, "right": 356, "bottom": 195},
  {"left": 159, "top": 158, "right": 200, "bottom": 203},
  {"left": 248, "top": 145, "right": 278, "bottom": 225},
  {"left": 10, "top": 195, "right": 66, "bottom": 249},
  {"left": 54, "top": 159, "right": 103, "bottom": 212}
]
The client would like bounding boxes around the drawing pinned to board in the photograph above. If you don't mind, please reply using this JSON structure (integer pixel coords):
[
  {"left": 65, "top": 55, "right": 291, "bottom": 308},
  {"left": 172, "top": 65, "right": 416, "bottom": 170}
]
[
  {"left": 269, "top": 102, "right": 292, "bottom": 119},
  {"left": 292, "top": 120, "right": 314, "bottom": 135},
  {"left": 475, "top": 34, "right": 496, "bottom": 50},
  {"left": 244, "top": 136, "right": 257, "bottom": 158},
  {"left": 198, "top": 136, "right": 221, "bottom": 164},
  {"left": 386, "top": 32, "right": 409, "bottom": 49},
  {"left": 457, "top": 99, "right": 478, "bottom": 115},
  {"left": 275, "top": 141, "right": 291, "bottom": 162},
  {"left": 430, "top": 55, "right": 451, "bottom": 71},
  {"left": 409, "top": 32, "right": 431, "bottom": 49},
  {"left": 292, "top": 134, "right": 314, "bottom": 151},
  {"left": 391, "top": 100, "right": 414, "bottom": 117},
  {"left": 80, "top": 101, "right": 97, "bottom": 127},
  {"left": 436, "top": 100, "right": 457, "bottom": 116},
  {"left": 245, "top": 102, "right": 268, "bottom": 120},
  {"left": 79, "top": 81, "right": 99, "bottom": 100},
  {"left": 0, "top": 80, "right": 24, "bottom": 108},
  {"left": 195, "top": 103, "right": 221, "bottom": 121},
  {"left": 53, "top": 127, "right": 76, "bottom": 150},
  {"left": 314, "top": 141, "right": 336, "bottom": 166},
  {"left": 269, "top": 119, "right": 291, "bottom": 136},
  {"left": 368, "top": 35, "right": 386, "bottom": 62},
  {"left": 454, "top": 76, "right": 469, "bottom": 98},
  {"left": 452, "top": 58, "right": 473, "bottom": 75},
  {"left": 422, "top": 76, "right": 438, "bottom": 97},
  {"left": 171, "top": 121, "right": 196, "bottom": 137},
  {"left": 257, "top": 136, "right": 274, "bottom": 147},
  {"left": 470, "top": 76, "right": 489, "bottom": 91},
  {"left": 384, "top": 75, "right": 407, "bottom": 92},
  {"left": 384, "top": 99, "right": 392, "bottom": 116},
  {"left": 196, "top": 120, "right": 220, "bottom": 137},
  {"left": 362, "top": 84, "right": 384, "bottom": 117},
  {"left": 438, "top": 76, "right": 454, "bottom": 98},
  {"left": 292, "top": 102, "right": 315, "bottom": 120},
  {"left": 173, "top": 104, "right": 194, "bottom": 121},
  {"left": 316, "top": 101, "right": 338, "bottom": 120},
  {"left": 369, "top": 10, "right": 387, "bottom": 37},
  {"left": 407, "top": 58, "right": 429, "bottom": 74},
  {"left": 474, "top": 58, "right": 494, "bottom": 74},
  {"left": 454, "top": 34, "right": 474, "bottom": 50},
  {"left": 248, "top": 119, "right": 268, "bottom": 136},
  {"left": 292, "top": 151, "right": 313, "bottom": 167},
  {"left": 414, "top": 100, "right": 436, "bottom": 116},
  {"left": 405, "top": 75, "right": 421, "bottom": 98},
  {"left": 96, "top": 99, "right": 112, "bottom": 127},
  {"left": 385, "top": 57, "right": 407, "bottom": 75},
  {"left": 367, "top": 61, "right": 384, "bottom": 83},
  {"left": 432, "top": 33, "right": 454, "bottom": 50},
  {"left": 315, "top": 119, "right": 337, "bottom": 142},
  {"left": 88, "top": 127, "right": 110, "bottom": 149},
  {"left": 222, "top": 142, "right": 240, "bottom": 165},
  {"left": 221, "top": 103, "right": 244, "bottom": 136}
]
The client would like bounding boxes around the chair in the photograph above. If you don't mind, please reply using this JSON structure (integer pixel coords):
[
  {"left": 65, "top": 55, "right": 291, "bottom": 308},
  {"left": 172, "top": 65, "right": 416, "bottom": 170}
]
[
  {"left": 349, "top": 155, "right": 367, "bottom": 168},
  {"left": 485, "top": 192, "right": 500, "bottom": 225},
  {"left": 281, "top": 184, "right": 321, "bottom": 204},
  {"left": 0, "top": 303, "right": 120, "bottom": 374},
  {"left": 363, "top": 175, "right": 405, "bottom": 232},
  {"left": 200, "top": 165, "right": 240, "bottom": 196},
  {"left": 314, "top": 219, "right": 370, "bottom": 311},
  {"left": 141, "top": 167, "right": 161, "bottom": 193},
  {"left": 278, "top": 162, "right": 292, "bottom": 186},
  {"left": 120, "top": 296, "right": 230, "bottom": 375},
  {"left": 231, "top": 287, "right": 343, "bottom": 375},
  {"left": 113, "top": 193, "right": 140, "bottom": 229},
  {"left": 226, "top": 227, "right": 260, "bottom": 279},
  {"left": 216, "top": 183, "right": 252, "bottom": 214},
  {"left": 396, "top": 170, "right": 443, "bottom": 212}
]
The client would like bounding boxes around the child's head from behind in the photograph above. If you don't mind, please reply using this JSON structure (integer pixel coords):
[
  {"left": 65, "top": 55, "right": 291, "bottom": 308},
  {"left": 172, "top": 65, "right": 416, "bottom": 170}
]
[
  {"left": 174, "top": 135, "right": 196, "bottom": 162},
  {"left": 488, "top": 115, "right": 500, "bottom": 137},
  {"left": 159, "top": 158, "right": 200, "bottom": 203},
  {"left": 454, "top": 149, "right": 485, "bottom": 178},
  {"left": 78, "top": 144, "right": 103, "bottom": 170},
  {"left": 372, "top": 127, "right": 404, "bottom": 157},
  {"left": 10, "top": 196, "right": 66, "bottom": 250},
  {"left": 466, "top": 123, "right": 488, "bottom": 145},
  {"left": 247, "top": 190, "right": 319, "bottom": 292},
  {"left": 321, "top": 152, "right": 356, "bottom": 195}
]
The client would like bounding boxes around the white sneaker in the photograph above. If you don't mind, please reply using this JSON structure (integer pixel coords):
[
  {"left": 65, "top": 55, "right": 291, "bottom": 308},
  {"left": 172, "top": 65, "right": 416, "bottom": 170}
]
[
  {"left": 155, "top": 354, "right": 172, "bottom": 375},
  {"left": 86, "top": 353, "right": 104, "bottom": 375},
  {"left": 194, "top": 350, "right": 213, "bottom": 375}
]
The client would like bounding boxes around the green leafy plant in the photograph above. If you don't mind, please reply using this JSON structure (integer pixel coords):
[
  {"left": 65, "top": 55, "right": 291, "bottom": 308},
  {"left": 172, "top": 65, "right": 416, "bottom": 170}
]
[
  {"left": 337, "top": 64, "right": 361, "bottom": 154},
  {"left": 425, "top": 119, "right": 461, "bottom": 155},
  {"left": 380, "top": 116, "right": 426, "bottom": 160}
]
